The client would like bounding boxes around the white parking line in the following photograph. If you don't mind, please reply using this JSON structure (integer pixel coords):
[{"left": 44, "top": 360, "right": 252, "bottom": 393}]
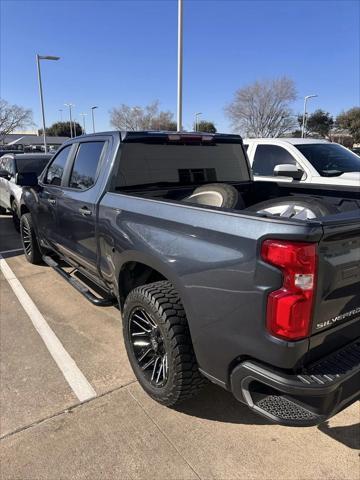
[
  {"left": 0, "top": 248, "right": 24, "bottom": 255},
  {"left": 0, "top": 255, "right": 97, "bottom": 402}
]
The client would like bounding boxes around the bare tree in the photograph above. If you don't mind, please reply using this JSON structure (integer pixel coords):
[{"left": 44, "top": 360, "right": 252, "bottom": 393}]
[
  {"left": 0, "top": 99, "right": 34, "bottom": 142},
  {"left": 225, "top": 77, "right": 297, "bottom": 137},
  {"left": 110, "top": 100, "right": 176, "bottom": 131}
]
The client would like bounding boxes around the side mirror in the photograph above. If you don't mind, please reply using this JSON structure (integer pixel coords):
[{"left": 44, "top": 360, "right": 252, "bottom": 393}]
[
  {"left": 273, "top": 164, "right": 304, "bottom": 181},
  {"left": 16, "top": 172, "right": 39, "bottom": 187},
  {"left": 0, "top": 169, "right": 10, "bottom": 180}
]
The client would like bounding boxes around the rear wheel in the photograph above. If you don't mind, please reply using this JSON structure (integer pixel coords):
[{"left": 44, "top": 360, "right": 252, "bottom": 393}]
[
  {"left": 123, "top": 281, "right": 205, "bottom": 406},
  {"left": 20, "top": 213, "right": 43, "bottom": 264}
]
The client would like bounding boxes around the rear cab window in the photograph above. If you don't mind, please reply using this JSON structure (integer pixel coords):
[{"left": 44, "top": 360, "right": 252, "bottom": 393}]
[
  {"left": 15, "top": 157, "right": 50, "bottom": 176},
  {"left": 111, "top": 138, "right": 250, "bottom": 191}
]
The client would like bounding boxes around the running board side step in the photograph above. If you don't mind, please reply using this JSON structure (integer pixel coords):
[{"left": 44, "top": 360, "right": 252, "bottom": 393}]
[{"left": 42, "top": 255, "right": 116, "bottom": 307}]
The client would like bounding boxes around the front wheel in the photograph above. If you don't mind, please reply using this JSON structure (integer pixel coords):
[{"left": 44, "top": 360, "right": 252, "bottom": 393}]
[
  {"left": 11, "top": 200, "right": 20, "bottom": 231},
  {"left": 123, "top": 281, "right": 205, "bottom": 406},
  {"left": 20, "top": 213, "right": 43, "bottom": 264}
]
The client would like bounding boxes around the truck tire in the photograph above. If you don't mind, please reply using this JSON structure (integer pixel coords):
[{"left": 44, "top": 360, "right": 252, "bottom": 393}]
[
  {"left": 20, "top": 213, "right": 43, "bottom": 264},
  {"left": 183, "top": 183, "right": 241, "bottom": 209},
  {"left": 123, "top": 280, "right": 205, "bottom": 406},
  {"left": 247, "top": 196, "right": 340, "bottom": 220},
  {"left": 11, "top": 200, "right": 20, "bottom": 231}
]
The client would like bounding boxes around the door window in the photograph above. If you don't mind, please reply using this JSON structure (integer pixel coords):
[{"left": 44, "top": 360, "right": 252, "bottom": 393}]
[
  {"left": 44, "top": 145, "right": 72, "bottom": 185},
  {"left": 1, "top": 158, "right": 15, "bottom": 176},
  {"left": 252, "top": 145, "right": 298, "bottom": 176},
  {"left": 69, "top": 141, "right": 105, "bottom": 190}
]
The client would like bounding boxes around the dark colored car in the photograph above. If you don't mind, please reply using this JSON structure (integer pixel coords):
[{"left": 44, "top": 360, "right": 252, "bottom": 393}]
[
  {"left": 19, "top": 131, "right": 360, "bottom": 426},
  {"left": 0, "top": 153, "right": 52, "bottom": 228}
]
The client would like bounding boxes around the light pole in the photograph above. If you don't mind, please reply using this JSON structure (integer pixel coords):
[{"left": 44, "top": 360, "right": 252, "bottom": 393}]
[
  {"left": 36, "top": 54, "right": 60, "bottom": 153},
  {"left": 177, "top": 0, "right": 183, "bottom": 131},
  {"left": 91, "top": 106, "right": 98, "bottom": 133},
  {"left": 80, "top": 113, "right": 87, "bottom": 134},
  {"left": 194, "top": 112, "right": 202, "bottom": 131},
  {"left": 59, "top": 109, "right": 63, "bottom": 122},
  {"left": 302, "top": 94, "right": 318, "bottom": 138},
  {"left": 64, "top": 103, "right": 74, "bottom": 138}
]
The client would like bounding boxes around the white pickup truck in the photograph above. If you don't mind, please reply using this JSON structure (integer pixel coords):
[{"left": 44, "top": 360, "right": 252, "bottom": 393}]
[{"left": 244, "top": 138, "right": 360, "bottom": 187}]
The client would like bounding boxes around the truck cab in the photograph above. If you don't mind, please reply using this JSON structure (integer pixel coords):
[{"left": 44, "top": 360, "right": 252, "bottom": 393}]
[{"left": 244, "top": 138, "right": 360, "bottom": 187}]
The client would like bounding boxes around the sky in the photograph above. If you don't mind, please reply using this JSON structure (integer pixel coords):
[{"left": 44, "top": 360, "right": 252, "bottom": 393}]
[{"left": 1, "top": 0, "right": 359, "bottom": 133}]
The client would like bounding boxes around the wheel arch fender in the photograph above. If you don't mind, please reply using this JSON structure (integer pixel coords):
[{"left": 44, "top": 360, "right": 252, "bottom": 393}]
[{"left": 115, "top": 250, "right": 193, "bottom": 325}]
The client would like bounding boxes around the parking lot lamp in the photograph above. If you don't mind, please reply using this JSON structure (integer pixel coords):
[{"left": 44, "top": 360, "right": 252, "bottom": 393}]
[
  {"left": 64, "top": 103, "right": 74, "bottom": 138},
  {"left": 177, "top": 0, "right": 183, "bottom": 131},
  {"left": 36, "top": 54, "right": 60, "bottom": 153},
  {"left": 80, "top": 113, "right": 87, "bottom": 134},
  {"left": 301, "top": 95, "right": 317, "bottom": 138},
  {"left": 91, "top": 106, "right": 98, "bottom": 133},
  {"left": 194, "top": 112, "right": 202, "bottom": 131}
]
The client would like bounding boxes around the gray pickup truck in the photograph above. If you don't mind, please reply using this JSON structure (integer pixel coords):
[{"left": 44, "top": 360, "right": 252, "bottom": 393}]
[{"left": 19, "top": 131, "right": 360, "bottom": 426}]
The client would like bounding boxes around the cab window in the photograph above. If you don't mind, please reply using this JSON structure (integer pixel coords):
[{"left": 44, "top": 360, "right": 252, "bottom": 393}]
[
  {"left": 44, "top": 145, "right": 72, "bottom": 186},
  {"left": 252, "top": 145, "right": 298, "bottom": 176},
  {"left": 68, "top": 141, "right": 105, "bottom": 190}
]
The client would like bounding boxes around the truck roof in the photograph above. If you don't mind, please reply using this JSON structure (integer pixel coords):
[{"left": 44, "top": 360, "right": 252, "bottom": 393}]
[
  {"left": 243, "top": 137, "right": 330, "bottom": 145},
  {"left": 72, "top": 130, "right": 243, "bottom": 143}
]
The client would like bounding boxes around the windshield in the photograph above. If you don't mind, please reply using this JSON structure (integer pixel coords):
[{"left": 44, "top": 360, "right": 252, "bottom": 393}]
[
  {"left": 112, "top": 142, "right": 250, "bottom": 190},
  {"left": 296, "top": 143, "right": 360, "bottom": 177},
  {"left": 16, "top": 157, "right": 50, "bottom": 176}
]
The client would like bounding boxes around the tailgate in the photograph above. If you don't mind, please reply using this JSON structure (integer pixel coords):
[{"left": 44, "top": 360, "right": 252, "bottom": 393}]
[{"left": 312, "top": 219, "right": 360, "bottom": 336}]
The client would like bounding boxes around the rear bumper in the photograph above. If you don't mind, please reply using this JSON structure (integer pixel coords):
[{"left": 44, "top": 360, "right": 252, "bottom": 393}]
[{"left": 230, "top": 339, "right": 360, "bottom": 427}]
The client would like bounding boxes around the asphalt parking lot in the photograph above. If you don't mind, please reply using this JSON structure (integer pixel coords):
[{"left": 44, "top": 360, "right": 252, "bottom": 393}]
[{"left": 0, "top": 213, "right": 359, "bottom": 480}]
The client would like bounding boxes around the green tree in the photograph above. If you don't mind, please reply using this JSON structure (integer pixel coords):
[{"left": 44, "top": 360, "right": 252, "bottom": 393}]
[
  {"left": 195, "top": 120, "right": 217, "bottom": 133},
  {"left": 40, "top": 121, "right": 83, "bottom": 137},
  {"left": 336, "top": 107, "right": 360, "bottom": 143},
  {"left": 304, "top": 110, "right": 334, "bottom": 138}
]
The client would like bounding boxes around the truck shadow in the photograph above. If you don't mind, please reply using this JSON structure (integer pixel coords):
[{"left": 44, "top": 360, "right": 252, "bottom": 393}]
[
  {"left": 318, "top": 420, "right": 360, "bottom": 449},
  {"left": 0, "top": 215, "right": 23, "bottom": 255},
  {"left": 175, "top": 382, "right": 360, "bottom": 449},
  {"left": 174, "top": 382, "right": 271, "bottom": 425}
]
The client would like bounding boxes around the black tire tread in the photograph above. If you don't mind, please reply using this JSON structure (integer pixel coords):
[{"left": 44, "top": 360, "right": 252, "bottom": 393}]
[
  {"left": 124, "top": 280, "right": 206, "bottom": 406},
  {"left": 11, "top": 200, "right": 20, "bottom": 231},
  {"left": 20, "top": 213, "right": 43, "bottom": 264}
]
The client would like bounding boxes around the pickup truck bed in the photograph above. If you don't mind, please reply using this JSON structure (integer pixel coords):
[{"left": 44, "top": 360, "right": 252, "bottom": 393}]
[{"left": 19, "top": 131, "right": 360, "bottom": 426}]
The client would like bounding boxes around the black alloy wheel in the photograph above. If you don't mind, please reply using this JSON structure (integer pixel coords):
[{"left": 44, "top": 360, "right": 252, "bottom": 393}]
[
  {"left": 20, "top": 213, "right": 42, "bottom": 264},
  {"left": 123, "top": 281, "right": 206, "bottom": 406},
  {"left": 129, "top": 308, "right": 168, "bottom": 387}
]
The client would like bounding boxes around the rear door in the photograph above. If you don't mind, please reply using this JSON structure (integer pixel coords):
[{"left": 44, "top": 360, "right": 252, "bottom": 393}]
[
  {"left": 0, "top": 156, "right": 9, "bottom": 208},
  {"left": 54, "top": 139, "right": 107, "bottom": 274},
  {"left": 0, "top": 156, "right": 16, "bottom": 209}
]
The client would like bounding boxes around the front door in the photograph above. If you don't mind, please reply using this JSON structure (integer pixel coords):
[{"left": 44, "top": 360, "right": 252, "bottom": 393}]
[
  {"left": 36, "top": 144, "right": 73, "bottom": 248},
  {"left": 55, "top": 140, "right": 106, "bottom": 275}
]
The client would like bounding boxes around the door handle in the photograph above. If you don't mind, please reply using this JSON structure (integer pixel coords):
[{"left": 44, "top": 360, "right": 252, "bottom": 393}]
[
  {"left": 79, "top": 207, "right": 92, "bottom": 216},
  {"left": 48, "top": 198, "right": 56, "bottom": 205}
]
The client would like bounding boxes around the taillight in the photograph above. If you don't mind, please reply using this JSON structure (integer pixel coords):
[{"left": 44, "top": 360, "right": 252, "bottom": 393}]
[{"left": 261, "top": 240, "right": 317, "bottom": 341}]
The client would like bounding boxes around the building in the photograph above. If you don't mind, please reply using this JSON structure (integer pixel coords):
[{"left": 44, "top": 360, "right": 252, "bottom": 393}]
[{"left": 1, "top": 133, "right": 69, "bottom": 151}]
